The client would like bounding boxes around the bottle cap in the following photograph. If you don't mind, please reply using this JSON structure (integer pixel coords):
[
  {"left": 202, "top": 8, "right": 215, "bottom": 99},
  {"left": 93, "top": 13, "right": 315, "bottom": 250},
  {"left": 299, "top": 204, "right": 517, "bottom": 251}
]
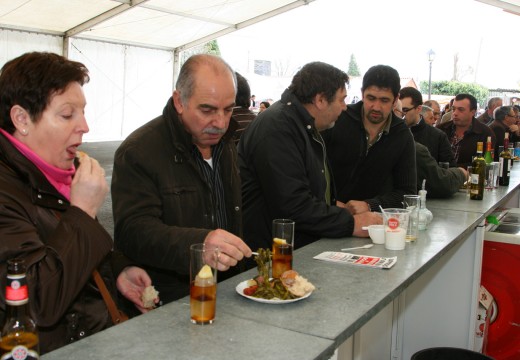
[{"left": 419, "top": 189, "right": 427, "bottom": 199}]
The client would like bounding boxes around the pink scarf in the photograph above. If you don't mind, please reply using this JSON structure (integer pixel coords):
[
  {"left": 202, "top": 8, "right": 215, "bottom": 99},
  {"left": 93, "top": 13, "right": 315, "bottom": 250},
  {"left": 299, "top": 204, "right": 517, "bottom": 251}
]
[{"left": 0, "top": 129, "right": 75, "bottom": 200}]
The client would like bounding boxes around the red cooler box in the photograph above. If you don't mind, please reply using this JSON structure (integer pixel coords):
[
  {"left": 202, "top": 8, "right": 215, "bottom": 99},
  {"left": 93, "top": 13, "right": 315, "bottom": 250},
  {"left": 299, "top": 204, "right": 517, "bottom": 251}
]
[{"left": 483, "top": 208, "right": 520, "bottom": 360}]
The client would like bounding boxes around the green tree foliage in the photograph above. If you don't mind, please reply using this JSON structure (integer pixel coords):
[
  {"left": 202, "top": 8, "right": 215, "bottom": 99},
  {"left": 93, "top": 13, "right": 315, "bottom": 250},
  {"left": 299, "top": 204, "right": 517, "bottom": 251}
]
[
  {"left": 347, "top": 54, "right": 360, "bottom": 76},
  {"left": 204, "top": 40, "right": 221, "bottom": 55},
  {"left": 180, "top": 40, "right": 221, "bottom": 64},
  {"left": 419, "top": 80, "right": 489, "bottom": 107}
]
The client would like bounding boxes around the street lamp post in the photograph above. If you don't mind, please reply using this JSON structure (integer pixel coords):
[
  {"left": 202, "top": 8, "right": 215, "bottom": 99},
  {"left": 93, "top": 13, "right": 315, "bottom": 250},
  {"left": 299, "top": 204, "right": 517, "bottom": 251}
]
[{"left": 427, "top": 49, "right": 435, "bottom": 100}]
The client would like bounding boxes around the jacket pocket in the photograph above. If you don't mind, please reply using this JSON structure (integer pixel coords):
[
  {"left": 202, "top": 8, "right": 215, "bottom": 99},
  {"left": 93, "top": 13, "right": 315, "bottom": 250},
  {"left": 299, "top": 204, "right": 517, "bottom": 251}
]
[{"left": 160, "top": 185, "right": 212, "bottom": 227}]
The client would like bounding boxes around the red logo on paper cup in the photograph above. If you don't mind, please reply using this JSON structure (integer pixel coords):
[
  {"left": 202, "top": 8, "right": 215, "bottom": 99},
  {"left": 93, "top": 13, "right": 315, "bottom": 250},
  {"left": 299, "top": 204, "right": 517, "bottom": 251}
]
[{"left": 388, "top": 217, "right": 399, "bottom": 230}]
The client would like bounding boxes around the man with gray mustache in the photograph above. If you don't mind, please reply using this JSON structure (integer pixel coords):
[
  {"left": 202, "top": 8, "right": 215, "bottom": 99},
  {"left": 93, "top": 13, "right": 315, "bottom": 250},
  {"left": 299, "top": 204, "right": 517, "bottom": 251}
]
[{"left": 111, "top": 54, "right": 252, "bottom": 307}]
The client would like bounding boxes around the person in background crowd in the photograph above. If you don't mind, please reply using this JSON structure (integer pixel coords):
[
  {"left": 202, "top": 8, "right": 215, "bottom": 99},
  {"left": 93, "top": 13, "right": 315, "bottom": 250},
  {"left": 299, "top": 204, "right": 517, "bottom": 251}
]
[
  {"left": 439, "top": 98, "right": 455, "bottom": 125},
  {"left": 238, "top": 61, "right": 382, "bottom": 258},
  {"left": 399, "top": 87, "right": 454, "bottom": 166},
  {"left": 232, "top": 72, "right": 256, "bottom": 145},
  {"left": 423, "top": 99, "right": 441, "bottom": 126},
  {"left": 323, "top": 65, "right": 417, "bottom": 214},
  {"left": 250, "top": 94, "right": 257, "bottom": 108},
  {"left": 477, "top": 97, "right": 503, "bottom": 125},
  {"left": 421, "top": 105, "right": 436, "bottom": 126},
  {"left": 489, "top": 106, "right": 520, "bottom": 160},
  {"left": 394, "top": 99, "right": 467, "bottom": 198},
  {"left": 437, "top": 93, "right": 496, "bottom": 168},
  {"left": 0, "top": 52, "right": 156, "bottom": 354},
  {"left": 259, "top": 101, "right": 270, "bottom": 113},
  {"left": 112, "top": 54, "right": 252, "bottom": 305}
]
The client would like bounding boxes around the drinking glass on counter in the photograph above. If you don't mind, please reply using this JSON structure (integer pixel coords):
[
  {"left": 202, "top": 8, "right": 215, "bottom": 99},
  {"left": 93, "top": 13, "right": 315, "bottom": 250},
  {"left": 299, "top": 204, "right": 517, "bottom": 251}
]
[
  {"left": 403, "top": 195, "right": 420, "bottom": 242},
  {"left": 190, "top": 243, "right": 218, "bottom": 325},
  {"left": 272, "top": 219, "right": 294, "bottom": 278},
  {"left": 383, "top": 208, "right": 410, "bottom": 250},
  {"left": 485, "top": 163, "right": 495, "bottom": 190},
  {"left": 493, "top": 162, "right": 500, "bottom": 188}
]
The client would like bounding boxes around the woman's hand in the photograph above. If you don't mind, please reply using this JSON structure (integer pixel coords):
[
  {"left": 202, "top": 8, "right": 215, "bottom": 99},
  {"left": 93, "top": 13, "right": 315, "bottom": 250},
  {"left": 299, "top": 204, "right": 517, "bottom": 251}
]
[{"left": 70, "top": 153, "right": 108, "bottom": 218}]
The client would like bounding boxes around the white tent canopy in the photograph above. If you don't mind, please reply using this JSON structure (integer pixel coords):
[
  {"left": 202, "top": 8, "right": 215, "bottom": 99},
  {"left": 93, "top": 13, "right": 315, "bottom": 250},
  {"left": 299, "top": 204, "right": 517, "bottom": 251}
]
[
  {"left": 0, "top": 0, "right": 516, "bottom": 141},
  {"left": 0, "top": 0, "right": 317, "bottom": 141},
  {"left": 0, "top": 0, "right": 314, "bottom": 52},
  {"left": 475, "top": 0, "right": 520, "bottom": 15}
]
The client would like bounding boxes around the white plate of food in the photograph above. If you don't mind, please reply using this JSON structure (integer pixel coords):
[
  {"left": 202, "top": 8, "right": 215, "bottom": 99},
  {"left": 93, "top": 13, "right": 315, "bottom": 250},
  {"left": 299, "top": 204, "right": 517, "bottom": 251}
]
[{"left": 235, "top": 279, "right": 313, "bottom": 304}]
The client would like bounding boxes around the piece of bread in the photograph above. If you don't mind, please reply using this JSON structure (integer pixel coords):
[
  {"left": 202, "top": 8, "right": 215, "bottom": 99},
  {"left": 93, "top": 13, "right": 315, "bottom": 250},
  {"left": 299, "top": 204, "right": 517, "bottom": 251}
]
[
  {"left": 141, "top": 285, "right": 159, "bottom": 309},
  {"left": 280, "top": 270, "right": 315, "bottom": 297},
  {"left": 288, "top": 275, "right": 315, "bottom": 297},
  {"left": 76, "top": 150, "right": 87, "bottom": 159}
]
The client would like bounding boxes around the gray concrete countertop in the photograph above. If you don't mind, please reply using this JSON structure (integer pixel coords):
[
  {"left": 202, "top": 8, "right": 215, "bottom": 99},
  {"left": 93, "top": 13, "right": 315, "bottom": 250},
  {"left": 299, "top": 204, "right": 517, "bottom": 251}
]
[
  {"left": 41, "top": 163, "right": 520, "bottom": 359},
  {"left": 216, "top": 209, "right": 482, "bottom": 348},
  {"left": 41, "top": 300, "right": 335, "bottom": 360}
]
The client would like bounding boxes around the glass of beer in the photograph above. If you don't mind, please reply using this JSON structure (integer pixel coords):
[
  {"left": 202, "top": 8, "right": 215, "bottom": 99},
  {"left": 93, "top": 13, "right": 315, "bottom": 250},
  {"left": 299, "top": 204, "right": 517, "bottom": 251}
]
[
  {"left": 189, "top": 243, "right": 218, "bottom": 325},
  {"left": 272, "top": 219, "right": 295, "bottom": 278}
]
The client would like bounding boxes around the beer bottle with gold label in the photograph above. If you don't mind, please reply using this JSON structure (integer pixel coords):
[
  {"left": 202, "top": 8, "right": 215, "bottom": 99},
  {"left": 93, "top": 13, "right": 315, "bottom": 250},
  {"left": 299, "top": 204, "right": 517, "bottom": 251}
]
[{"left": 0, "top": 259, "right": 39, "bottom": 359}]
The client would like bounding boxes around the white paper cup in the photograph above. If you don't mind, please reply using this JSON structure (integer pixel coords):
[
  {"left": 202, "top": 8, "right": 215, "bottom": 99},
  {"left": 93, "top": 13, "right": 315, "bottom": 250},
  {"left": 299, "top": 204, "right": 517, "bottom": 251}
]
[{"left": 367, "top": 225, "right": 385, "bottom": 244}]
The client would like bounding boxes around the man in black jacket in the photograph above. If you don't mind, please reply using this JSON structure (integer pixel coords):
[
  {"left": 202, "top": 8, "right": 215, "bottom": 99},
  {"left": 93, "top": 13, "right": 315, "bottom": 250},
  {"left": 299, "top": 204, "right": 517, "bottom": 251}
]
[
  {"left": 323, "top": 65, "right": 417, "bottom": 215},
  {"left": 238, "top": 62, "right": 382, "bottom": 255},
  {"left": 437, "top": 93, "right": 496, "bottom": 168},
  {"left": 394, "top": 99, "right": 467, "bottom": 198},
  {"left": 112, "top": 54, "right": 252, "bottom": 304},
  {"left": 399, "top": 86, "right": 455, "bottom": 166}
]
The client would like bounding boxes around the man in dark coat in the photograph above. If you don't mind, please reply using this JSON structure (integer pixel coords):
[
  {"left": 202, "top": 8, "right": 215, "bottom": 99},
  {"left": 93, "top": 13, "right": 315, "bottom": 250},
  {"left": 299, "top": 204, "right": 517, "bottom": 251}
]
[
  {"left": 437, "top": 93, "right": 496, "bottom": 168},
  {"left": 112, "top": 54, "right": 252, "bottom": 304},
  {"left": 399, "top": 86, "right": 455, "bottom": 166},
  {"left": 323, "top": 65, "right": 417, "bottom": 215},
  {"left": 238, "top": 62, "right": 382, "bottom": 255}
]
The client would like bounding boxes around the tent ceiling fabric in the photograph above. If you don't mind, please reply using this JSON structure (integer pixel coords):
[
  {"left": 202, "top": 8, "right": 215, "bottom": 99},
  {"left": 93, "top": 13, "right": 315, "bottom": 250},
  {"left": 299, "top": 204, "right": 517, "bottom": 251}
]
[
  {"left": 1, "top": 0, "right": 517, "bottom": 52},
  {"left": 0, "top": 0, "right": 313, "bottom": 50},
  {"left": 475, "top": 0, "right": 520, "bottom": 15}
]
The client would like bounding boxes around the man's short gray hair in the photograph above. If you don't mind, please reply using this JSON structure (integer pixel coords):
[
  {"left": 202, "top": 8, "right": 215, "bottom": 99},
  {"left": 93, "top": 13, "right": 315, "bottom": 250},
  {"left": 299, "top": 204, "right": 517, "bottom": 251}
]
[
  {"left": 420, "top": 105, "right": 433, "bottom": 116},
  {"left": 488, "top": 97, "right": 502, "bottom": 109}
]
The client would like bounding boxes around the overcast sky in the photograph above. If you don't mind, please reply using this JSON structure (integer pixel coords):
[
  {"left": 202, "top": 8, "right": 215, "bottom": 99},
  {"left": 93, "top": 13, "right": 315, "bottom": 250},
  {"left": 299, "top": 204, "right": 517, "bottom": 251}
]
[{"left": 218, "top": 0, "right": 518, "bottom": 99}]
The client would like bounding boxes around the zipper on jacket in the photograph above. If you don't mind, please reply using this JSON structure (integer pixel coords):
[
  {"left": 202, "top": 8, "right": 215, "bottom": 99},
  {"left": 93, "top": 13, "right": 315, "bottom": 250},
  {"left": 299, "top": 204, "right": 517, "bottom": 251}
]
[{"left": 310, "top": 127, "right": 331, "bottom": 205}]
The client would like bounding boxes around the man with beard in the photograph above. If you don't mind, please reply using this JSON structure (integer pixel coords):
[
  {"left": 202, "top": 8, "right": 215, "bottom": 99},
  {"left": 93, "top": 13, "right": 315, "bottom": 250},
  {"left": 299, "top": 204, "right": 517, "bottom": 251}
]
[
  {"left": 323, "top": 65, "right": 416, "bottom": 215},
  {"left": 111, "top": 54, "right": 252, "bottom": 305},
  {"left": 238, "top": 62, "right": 382, "bottom": 256}
]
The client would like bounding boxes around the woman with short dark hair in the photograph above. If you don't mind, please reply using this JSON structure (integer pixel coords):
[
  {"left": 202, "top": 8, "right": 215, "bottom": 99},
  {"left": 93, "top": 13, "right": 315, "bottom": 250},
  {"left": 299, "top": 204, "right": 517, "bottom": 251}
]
[{"left": 0, "top": 52, "right": 157, "bottom": 354}]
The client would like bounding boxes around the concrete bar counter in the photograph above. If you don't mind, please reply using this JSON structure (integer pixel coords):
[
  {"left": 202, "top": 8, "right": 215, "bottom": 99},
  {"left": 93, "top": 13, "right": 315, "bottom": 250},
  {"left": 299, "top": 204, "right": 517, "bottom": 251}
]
[{"left": 42, "top": 168, "right": 520, "bottom": 360}]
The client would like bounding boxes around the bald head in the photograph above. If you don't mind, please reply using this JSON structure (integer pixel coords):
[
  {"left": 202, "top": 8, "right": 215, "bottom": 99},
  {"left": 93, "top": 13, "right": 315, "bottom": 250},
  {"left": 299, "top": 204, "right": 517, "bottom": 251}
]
[{"left": 176, "top": 54, "right": 237, "bottom": 105}]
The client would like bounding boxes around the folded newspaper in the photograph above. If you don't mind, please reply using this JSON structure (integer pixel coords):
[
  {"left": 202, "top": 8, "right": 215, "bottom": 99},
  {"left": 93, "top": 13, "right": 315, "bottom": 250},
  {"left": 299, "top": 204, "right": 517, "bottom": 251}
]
[{"left": 313, "top": 251, "right": 397, "bottom": 269}]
